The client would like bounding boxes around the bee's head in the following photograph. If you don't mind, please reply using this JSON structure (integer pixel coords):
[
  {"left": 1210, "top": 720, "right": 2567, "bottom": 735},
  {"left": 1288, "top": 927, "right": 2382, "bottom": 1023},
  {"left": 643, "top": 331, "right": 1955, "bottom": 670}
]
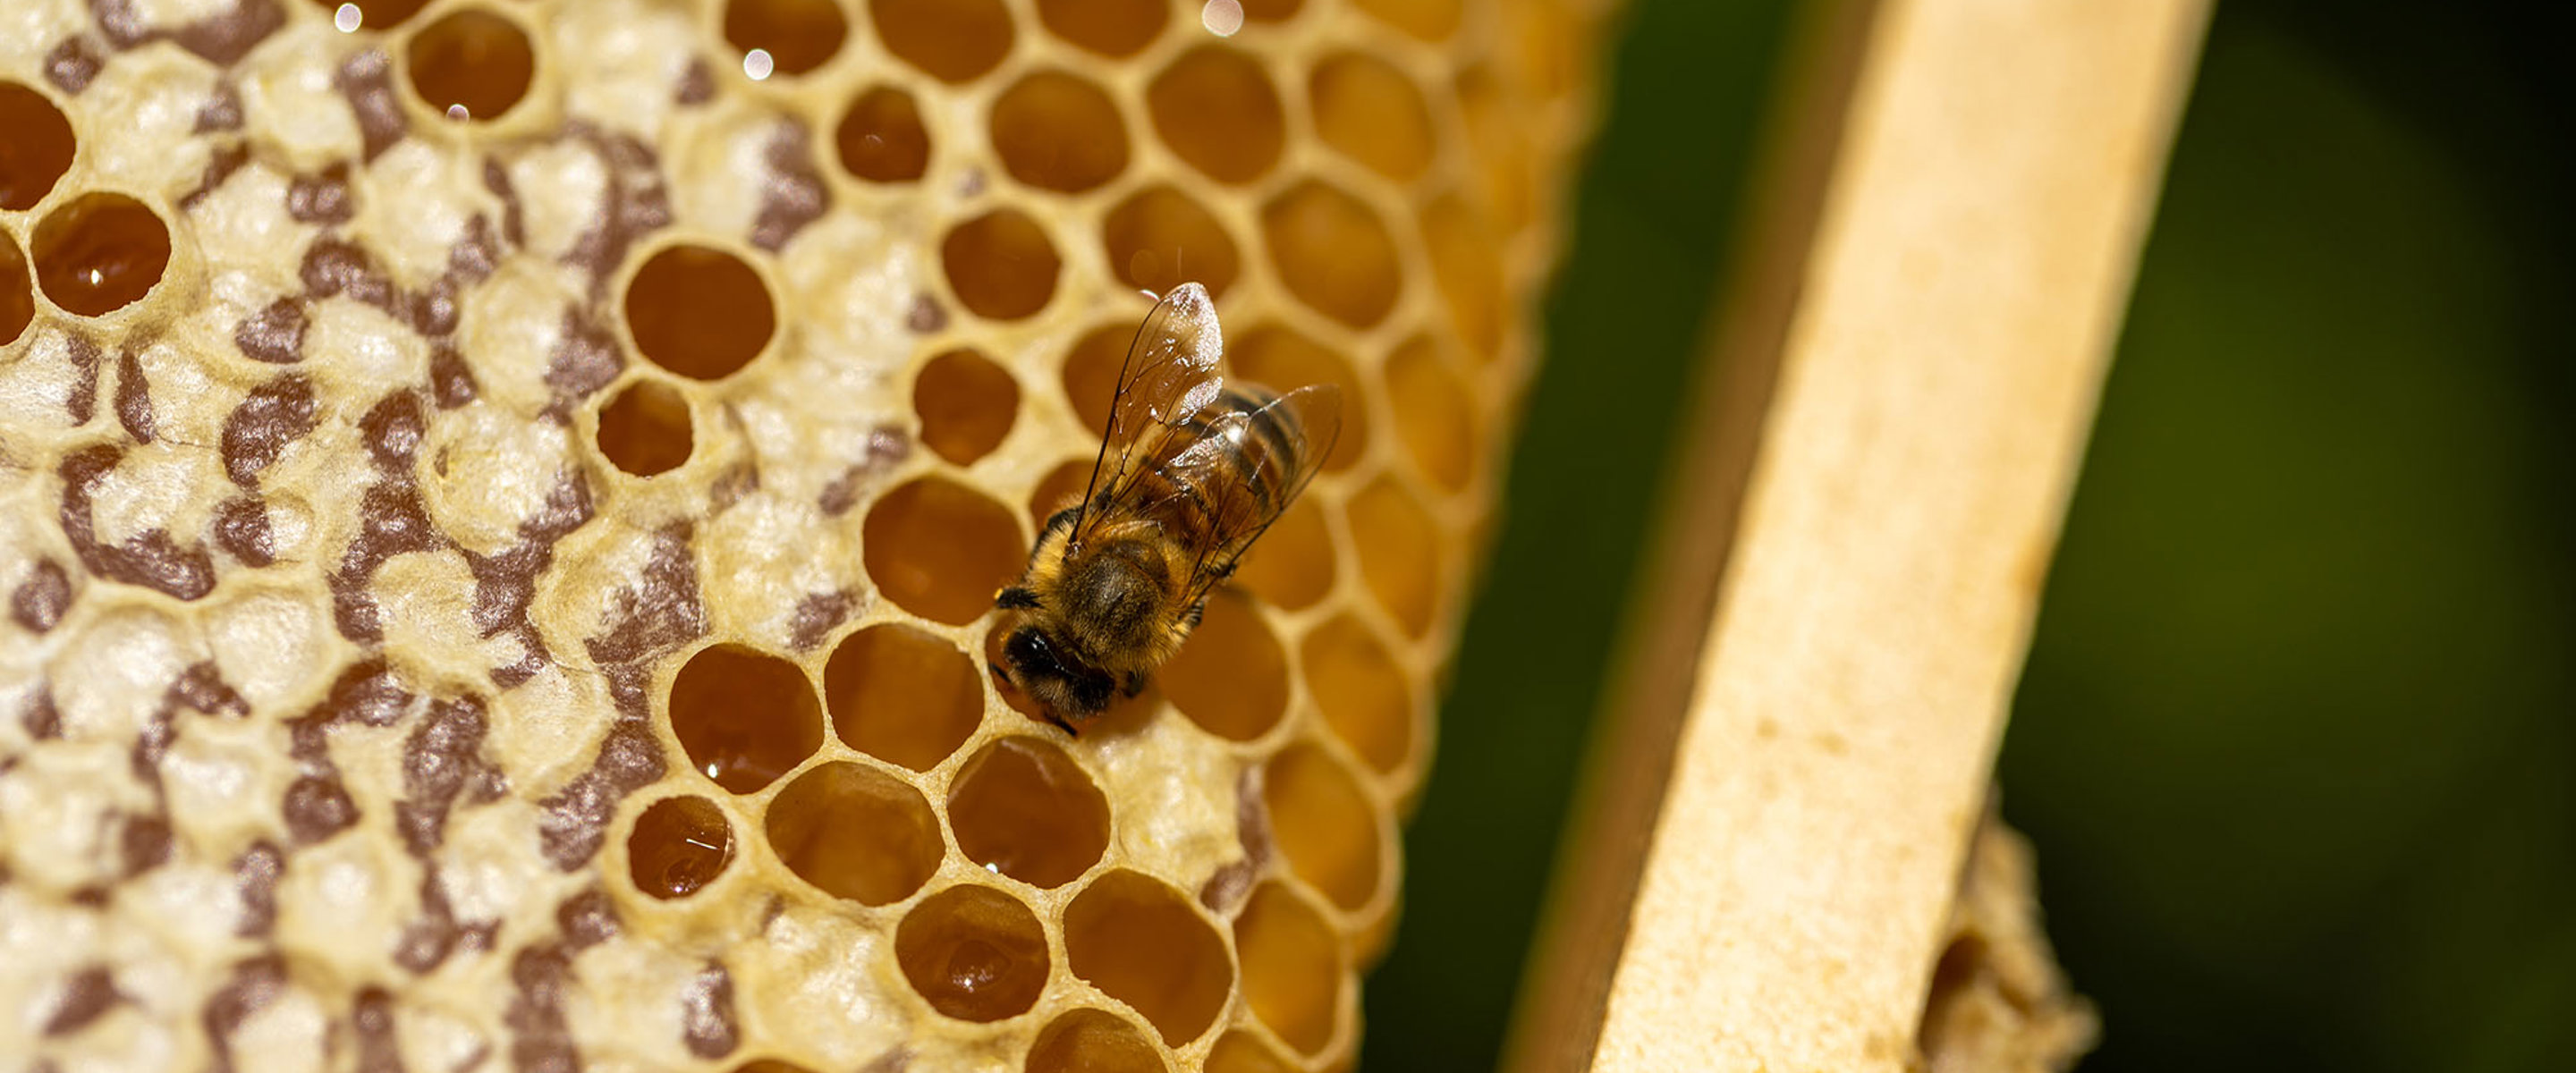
[{"left": 1001, "top": 625, "right": 1114, "bottom": 723}]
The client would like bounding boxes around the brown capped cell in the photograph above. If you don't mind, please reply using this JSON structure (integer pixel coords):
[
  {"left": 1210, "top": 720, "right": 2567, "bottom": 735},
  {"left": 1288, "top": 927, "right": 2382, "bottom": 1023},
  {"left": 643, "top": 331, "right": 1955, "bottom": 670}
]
[
  {"left": 861, "top": 477, "right": 1027, "bottom": 626},
  {"left": 941, "top": 209, "right": 1060, "bottom": 322},
  {"left": 870, "top": 0, "right": 1014, "bottom": 84},
  {"left": 1346, "top": 475, "right": 1441, "bottom": 637},
  {"left": 627, "top": 795, "right": 733, "bottom": 899},
  {"left": 1026, "top": 1008, "right": 1166, "bottom": 1073},
  {"left": 0, "top": 231, "right": 31, "bottom": 346},
  {"left": 32, "top": 193, "right": 171, "bottom": 317},
  {"left": 989, "top": 71, "right": 1129, "bottom": 195},
  {"left": 766, "top": 761, "right": 944, "bottom": 905},
  {"left": 1262, "top": 181, "right": 1400, "bottom": 329},
  {"left": 1301, "top": 614, "right": 1411, "bottom": 773},
  {"left": 1232, "top": 495, "right": 1335, "bottom": 612},
  {"left": 1159, "top": 589, "right": 1288, "bottom": 741},
  {"left": 1036, "top": 0, "right": 1166, "bottom": 59},
  {"left": 1063, "top": 871, "right": 1233, "bottom": 1045},
  {"left": 1310, "top": 52, "right": 1436, "bottom": 182},
  {"left": 1234, "top": 882, "right": 1343, "bottom": 1054},
  {"left": 1263, "top": 743, "right": 1381, "bottom": 910},
  {"left": 596, "top": 379, "right": 694, "bottom": 477},
  {"left": 835, "top": 86, "right": 930, "bottom": 182},
  {"left": 913, "top": 348, "right": 1019, "bottom": 465},
  {"left": 0, "top": 81, "right": 76, "bottom": 210},
  {"left": 667, "top": 644, "right": 825, "bottom": 794},
  {"left": 946, "top": 736, "right": 1110, "bottom": 888},
  {"left": 1227, "top": 324, "right": 1366, "bottom": 471},
  {"left": 1103, "top": 185, "right": 1241, "bottom": 300},
  {"left": 1148, "top": 46, "right": 1285, "bottom": 185},
  {"left": 896, "top": 884, "right": 1051, "bottom": 1021},
  {"left": 405, "top": 9, "right": 536, "bottom": 123},
  {"left": 624, "top": 244, "right": 775, "bottom": 380},
  {"left": 1385, "top": 334, "right": 1479, "bottom": 491},
  {"left": 825, "top": 622, "right": 983, "bottom": 771},
  {"left": 724, "top": 0, "right": 849, "bottom": 78}
]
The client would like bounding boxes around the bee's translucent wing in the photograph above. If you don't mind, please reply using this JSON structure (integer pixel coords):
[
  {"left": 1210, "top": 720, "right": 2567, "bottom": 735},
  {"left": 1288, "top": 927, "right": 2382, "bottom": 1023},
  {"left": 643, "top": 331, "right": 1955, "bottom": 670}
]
[{"left": 1069, "top": 283, "right": 1226, "bottom": 552}]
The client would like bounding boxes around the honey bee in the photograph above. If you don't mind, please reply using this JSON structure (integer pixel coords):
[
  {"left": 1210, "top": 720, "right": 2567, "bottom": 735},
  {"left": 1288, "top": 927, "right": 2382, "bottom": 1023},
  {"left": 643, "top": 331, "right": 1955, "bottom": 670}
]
[{"left": 992, "top": 283, "right": 1342, "bottom": 731}]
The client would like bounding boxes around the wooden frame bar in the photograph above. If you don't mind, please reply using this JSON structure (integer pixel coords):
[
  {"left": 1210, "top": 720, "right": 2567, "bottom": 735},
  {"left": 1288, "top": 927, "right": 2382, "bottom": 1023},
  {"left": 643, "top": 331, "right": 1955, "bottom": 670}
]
[{"left": 1512, "top": 0, "right": 2211, "bottom": 1068}]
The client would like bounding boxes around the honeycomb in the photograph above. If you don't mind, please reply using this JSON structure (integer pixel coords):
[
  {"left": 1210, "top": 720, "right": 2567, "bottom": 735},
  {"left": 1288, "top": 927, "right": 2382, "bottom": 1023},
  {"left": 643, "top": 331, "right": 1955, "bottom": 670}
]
[{"left": 0, "top": 1, "right": 1601, "bottom": 1070}]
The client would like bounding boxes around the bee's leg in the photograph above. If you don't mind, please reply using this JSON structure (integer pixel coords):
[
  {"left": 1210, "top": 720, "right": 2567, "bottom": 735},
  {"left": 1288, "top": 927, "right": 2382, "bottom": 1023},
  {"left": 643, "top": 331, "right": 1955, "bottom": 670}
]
[
  {"left": 1122, "top": 671, "right": 1147, "bottom": 698},
  {"left": 1184, "top": 598, "right": 1207, "bottom": 629},
  {"left": 995, "top": 587, "right": 1041, "bottom": 610},
  {"left": 1042, "top": 708, "right": 1081, "bottom": 737}
]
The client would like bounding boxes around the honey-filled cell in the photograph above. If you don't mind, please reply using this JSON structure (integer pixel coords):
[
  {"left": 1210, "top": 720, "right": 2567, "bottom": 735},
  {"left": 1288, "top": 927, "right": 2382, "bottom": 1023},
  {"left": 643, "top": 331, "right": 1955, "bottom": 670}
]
[
  {"left": 1063, "top": 871, "right": 1233, "bottom": 1045},
  {"left": 1263, "top": 743, "right": 1383, "bottom": 910},
  {"left": 666, "top": 644, "right": 825, "bottom": 794},
  {"left": 836, "top": 87, "right": 932, "bottom": 182},
  {"left": 947, "top": 736, "right": 1110, "bottom": 889},
  {"left": 0, "top": 82, "right": 76, "bottom": 211},
  {"left": 989, "top": 71, "right": 1130, "bottom": 194},
  {"left": 596, "top": 379, "right": 694, "bottom": 477},
  {"left": 624, "top": 244, "right": 776, "bottom": 380},
  {"left": 724, "top": 0, "right": 849, "bottom": 78},
  {"left": 943, "top": 209, "right": 1061, "bottom": 322},
  {"left": 1026, "top": 1008, "right": 1166, "bottom": 1073},
  {"left": 1036, "top": 0, "right": 1166, "bottom": 59},
  {"left": 627, "top": 795, "right": 734, "bottom": 900},
  {"left": 1148, "top": 46, "right": 1285, "bottom": 185},
  {"left": 32, "top": 193, "right": 171, "bottom": 317},
  {"left": 913, "top": 348, "right": 1020, "bottom": 465},
  {"left": 870, "top": 0, "right": 1014, "bottom": 84},
  {"left": 1160, "top": 589, "right": 1290, "bottom": 742},
  {"left": 0, "top": 232, "right": 31, "bottom": 346},
  {"left": 861, "top": 477, "right": 1027, "bottom": 626},
  {"left": 766, "top": 761, "right": 944, "bottom": 906},
  {"left": 406, "top": 9, "right": 537, "bottom": 122},
  {"left": 895, "top": 883, "right": 1051, "bottom": 1022},
  {"left": 825, "top": 622, "right": 984, "bottom": 772}
]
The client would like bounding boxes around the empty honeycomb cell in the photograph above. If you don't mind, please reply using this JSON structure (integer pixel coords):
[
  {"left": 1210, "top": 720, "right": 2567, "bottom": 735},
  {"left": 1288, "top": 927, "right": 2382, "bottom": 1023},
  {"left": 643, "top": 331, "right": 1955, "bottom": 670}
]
[
  {"left": 1454, "top": 66, "right": 1535, "bottom": 237},
  {"left": 0, "top": 232, "right": 30, "bottom": 346},
  {"left": 1234, "top": 882, "right": 1343, "bottom": 1054},
  {"left": 989, "top": 71, "right": 1131, "bottom": 195},
  {"left": 766, "top": 761, "right": 944, "bottom": 905},
  {"left": 1103, "top": 185, "right": 1241, "bottom": 300},
  {"left": 31, "top": 193, "right": 171, "bottom": 317},
  {"left": 1059, "top": 321, "right": 1131, "bottom": 436},
  {"left": 1206, "top": 1032, "right": 1300, "bottom": 1073},
  {"left": 625, "top": 243, "right": 777, "bottom": 380},
  {"left": 1036, "top": 0, "right": 1167, "bottom": 59},
  {"left": 1063, "top": 871, "right": 1233, "bottom": 1045},
  {"left": 1301, "top": 614, "right": 1411, "bottom": 773},
  {"left": 1232, "top": 496, "right": 1335, "bottom": 612},
  {"left": 1353, "top": 0, "right": 1462, "bottom": 42},
  {"left": 862, "top": 477, "right": 1028, "bottom": 626},
  {"left": 1027, "top": 458, "right": 1092, "bottom": 528},
  {"left": 1147, "top": 46, "right": 1286, "bottom": 185},
  {"left": 1385, "top": 334, "right": 1478, "bottom": 491},
  {"left": 1159, "top": 589, "right": 1289, "bottom": 741},
  {"left": 913, "top": 348, "right": 1020, "bottom": 465},
  {"left": 1309, "top": 53, "right": 1436, "bottom": 183},
  {"left": 668, "top": 644, "right": 826, "bottom": 794},
  {"left": 870, "top": 0, "right": 1015, "bottom": 84},
  {"left": 313, "top": 0, "right": 432, "bottom": 30},
  {"left": 825, "top": 622, "right": 983, "bottom": 772},
  {"left": 1262, "top": 181, "right": 1401, "bottom": 330},
  {"left": 947, "top": 737, "right": 1110, "bottom": 888},
  {"left": 1263, "top": 744, "right": 1381, "bottom": 910},
  {"left": 1026, "top": 1008, "right": 1166, "bottom": 1073},
  {"left": 406, "top": 9, "right": 537, "bottom": 122},
  {"left": 1347, "top": 475, "right": 1441, "bottom": 637},
  {"left": 0, "top": 82, "right": 75, "bottom": 211},
  {"left": 1421, "top": 195, "right": 1506, "bottom": 359},
  {"left": 896, "top": 883, "right": 1051, "bottom": 1022},
  {"left": 1228, "top": 325, "right": 1366, "bottom": 471},
  {"left": 724, "top": 0, "right": 849, "bottom": 78},
  {"left": 942, "top": 209, "right": 1061, "bottom": 322},
  {"left": 596, "top": 378, "right": 695, "bottom": 477},
  {"left": 627, "top": 795, "right": 735, "bottom": 900},
  {"left": 835, "top": 87, "right": 932, "bottom": 182}
]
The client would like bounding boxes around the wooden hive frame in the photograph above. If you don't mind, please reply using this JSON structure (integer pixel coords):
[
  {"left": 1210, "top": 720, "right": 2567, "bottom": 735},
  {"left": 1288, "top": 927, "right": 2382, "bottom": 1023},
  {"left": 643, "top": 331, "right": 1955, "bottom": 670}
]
[{"left": 1506, "top": 0, "right": 2213, "bottom": 1069}]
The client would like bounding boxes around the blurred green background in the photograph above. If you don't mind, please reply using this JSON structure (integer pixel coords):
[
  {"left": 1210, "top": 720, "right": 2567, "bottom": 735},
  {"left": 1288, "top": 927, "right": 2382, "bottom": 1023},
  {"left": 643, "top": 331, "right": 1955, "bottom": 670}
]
[{"left": 1365, "top": 1, "right": 2576, "bottom": 1070}]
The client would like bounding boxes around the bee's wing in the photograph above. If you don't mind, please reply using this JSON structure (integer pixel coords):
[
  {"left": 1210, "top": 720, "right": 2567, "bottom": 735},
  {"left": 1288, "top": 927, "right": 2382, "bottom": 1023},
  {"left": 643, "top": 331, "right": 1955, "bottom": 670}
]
[
  {"left": 1175, "top": 383, "right": 1343, "bottom": 607},
  {"left": 1070, "top": 283, "right": 1226, "bottom": 553}
]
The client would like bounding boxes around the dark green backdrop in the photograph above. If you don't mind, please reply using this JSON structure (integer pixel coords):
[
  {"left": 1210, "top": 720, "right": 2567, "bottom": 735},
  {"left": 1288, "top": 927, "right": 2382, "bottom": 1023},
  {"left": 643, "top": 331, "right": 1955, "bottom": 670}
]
[{"left": 1364, "top": 1, "right": 2576, "bottom": 1070}]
